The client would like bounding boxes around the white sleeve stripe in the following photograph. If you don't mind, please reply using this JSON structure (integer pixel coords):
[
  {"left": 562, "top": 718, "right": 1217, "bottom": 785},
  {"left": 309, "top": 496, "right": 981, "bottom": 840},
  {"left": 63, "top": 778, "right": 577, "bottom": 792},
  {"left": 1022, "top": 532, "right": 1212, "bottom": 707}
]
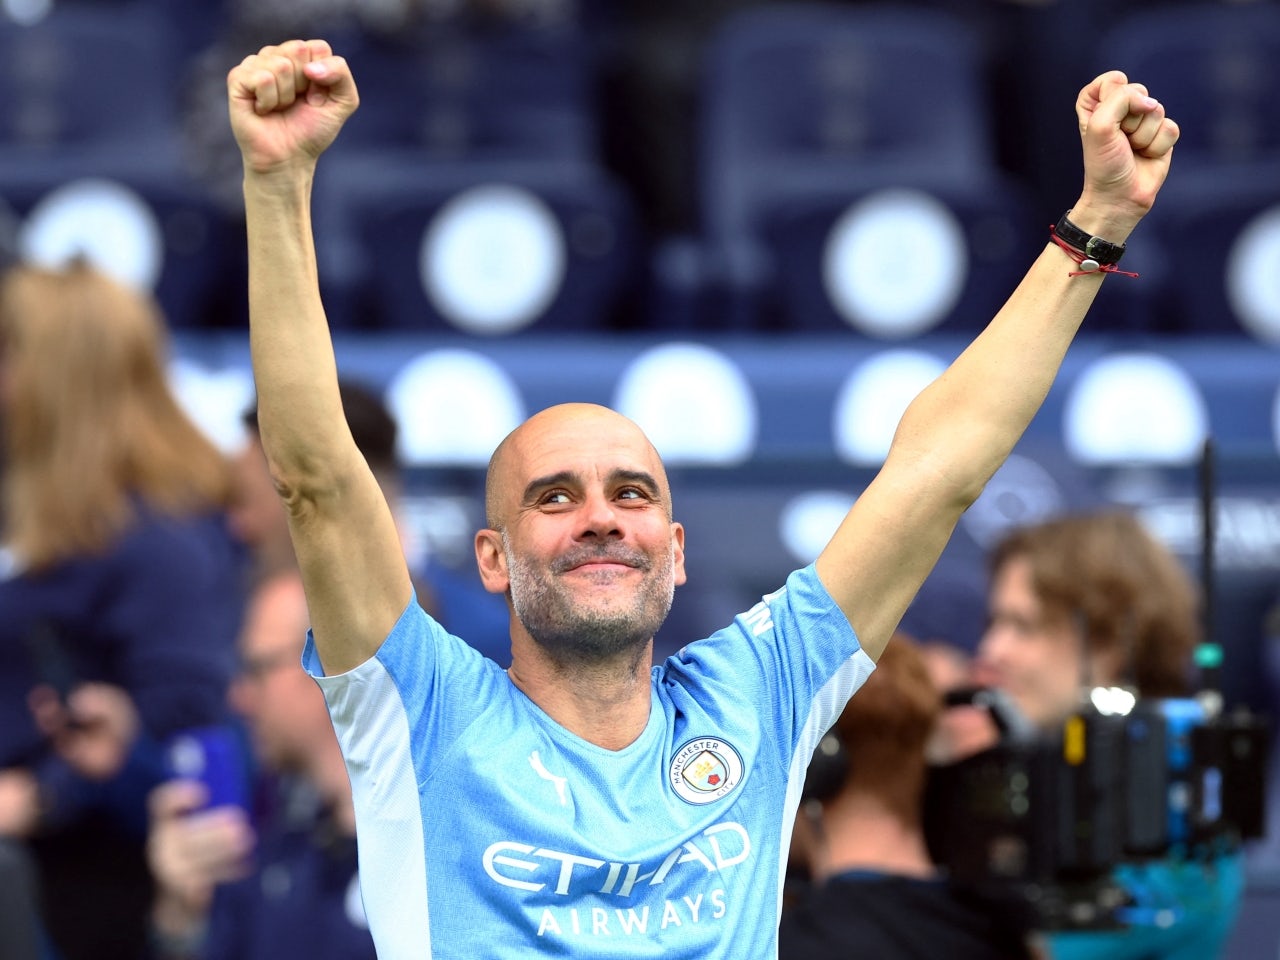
[
  {"left": 774, "top": 648, "right": 877, "bottom": 929},
  {"left": 316, "top": 656, "right": 433, "bottom": 959}
]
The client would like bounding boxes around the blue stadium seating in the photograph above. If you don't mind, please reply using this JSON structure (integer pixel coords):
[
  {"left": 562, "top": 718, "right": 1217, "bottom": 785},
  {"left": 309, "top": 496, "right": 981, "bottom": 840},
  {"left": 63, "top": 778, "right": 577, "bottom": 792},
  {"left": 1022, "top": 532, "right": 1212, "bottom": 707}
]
[
  {"left": 335, "top": 22, "right": 599, "bottom": 161},
  {"left": 761, "top": 173, "right": 1038, "bottom": 337},
  {"left": 0, "top": 3, "right": 183, "bottom": 153},
  {"left": 695, "top": 3, "right": 1000, "bottom": 328},
  {"left": 310, "top": 150, "right": 640, "bottom": 333},
  {"left": 1095, "top": 3, "right": 1280, "bottom": 172}
]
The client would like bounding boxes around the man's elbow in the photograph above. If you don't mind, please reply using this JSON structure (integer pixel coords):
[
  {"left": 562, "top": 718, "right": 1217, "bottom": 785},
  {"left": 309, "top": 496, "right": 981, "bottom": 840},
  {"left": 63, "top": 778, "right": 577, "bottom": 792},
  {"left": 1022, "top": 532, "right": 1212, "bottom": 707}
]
[{"left": 265, "top": 450, "right": 342, "bottom": 519}]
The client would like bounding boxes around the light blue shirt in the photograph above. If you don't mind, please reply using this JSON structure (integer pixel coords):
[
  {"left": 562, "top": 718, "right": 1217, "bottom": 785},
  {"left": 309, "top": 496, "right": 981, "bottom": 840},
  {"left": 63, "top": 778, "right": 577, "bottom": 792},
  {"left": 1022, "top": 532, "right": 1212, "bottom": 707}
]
[{"left": 305, "top": 564, "right": 873, "bottom": 959}]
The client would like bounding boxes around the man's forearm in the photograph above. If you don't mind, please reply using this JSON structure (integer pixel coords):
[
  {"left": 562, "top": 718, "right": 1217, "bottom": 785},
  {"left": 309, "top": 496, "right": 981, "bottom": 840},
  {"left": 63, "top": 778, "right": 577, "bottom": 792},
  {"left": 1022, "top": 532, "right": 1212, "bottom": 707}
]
[
  {"left": 893, "top": 227, "right": 1116, "bottom": 503},
  {"left": 243, "top": 168, "right": 347, "bottom": 476}
]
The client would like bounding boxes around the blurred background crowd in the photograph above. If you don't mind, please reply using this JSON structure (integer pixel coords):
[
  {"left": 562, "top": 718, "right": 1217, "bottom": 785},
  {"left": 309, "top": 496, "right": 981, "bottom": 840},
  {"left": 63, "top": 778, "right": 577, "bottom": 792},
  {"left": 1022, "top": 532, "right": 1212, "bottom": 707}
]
[{"left": 1, "top": 0, "right": 1279, "bottom": 958}]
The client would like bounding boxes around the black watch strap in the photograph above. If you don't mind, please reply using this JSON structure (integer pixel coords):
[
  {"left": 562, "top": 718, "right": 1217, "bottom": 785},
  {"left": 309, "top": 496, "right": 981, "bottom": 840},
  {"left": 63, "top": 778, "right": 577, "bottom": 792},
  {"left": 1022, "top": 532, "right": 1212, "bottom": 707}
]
[{"left": 1054, "top": 212, "right": 1126, "bottom": 266}]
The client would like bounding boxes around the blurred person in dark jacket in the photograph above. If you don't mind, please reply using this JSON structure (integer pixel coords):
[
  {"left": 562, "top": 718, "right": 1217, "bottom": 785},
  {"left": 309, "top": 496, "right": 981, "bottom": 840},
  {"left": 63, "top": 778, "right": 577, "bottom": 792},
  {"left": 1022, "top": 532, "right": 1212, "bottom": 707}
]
[
  {"left": 0, "top": 260, "right": 248, "bottom": 960},
  {"left": 781, "top": 634, "right": 1042, "bottom": 960}
]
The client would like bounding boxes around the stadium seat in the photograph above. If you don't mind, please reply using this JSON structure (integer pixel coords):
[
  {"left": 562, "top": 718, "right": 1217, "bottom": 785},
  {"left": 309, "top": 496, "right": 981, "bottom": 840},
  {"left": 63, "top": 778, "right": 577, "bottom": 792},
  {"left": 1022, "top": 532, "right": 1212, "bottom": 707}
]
[
  {"left": 335, "top": 22, "right": 599, "bottom": 162},
  {"left": 696, "top": 3, "right": 1001, "bottom": 328},
  {"left": 761, "top": 175, "right": 1041, "bottom": 337},
  {"left": 1138, "top": 169, "right": 1280, "bottom": 341},
  {"left": 0, "top": 4, "right": 238, "bottom": 328},
  {"left": 0, "top": 154, "right": 243, "bottom": 329},
  {"left": 1095, "top": 3, "right": 1280, "bottom": 172},
  {"left": 1089, "top": 3, "right": 1280, "bottom": 340},
  {"left": 0, "top": 3, "right": 182, "bottom": 153},
  {"left": 311, "top": 150, "right": 640, "bottom": 333}
]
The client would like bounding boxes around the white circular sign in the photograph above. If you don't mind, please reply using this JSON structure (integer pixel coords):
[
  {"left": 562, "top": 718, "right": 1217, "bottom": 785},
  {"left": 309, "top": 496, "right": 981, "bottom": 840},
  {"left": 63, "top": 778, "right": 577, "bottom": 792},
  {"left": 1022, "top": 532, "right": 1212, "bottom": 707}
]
[
  {"left": 1063, "top": 353, "right": 1208, "bottom": 466},
  {"left": 822, "top": 188, "right": 967, "bottom": 338},
  {"left": 779, "top": 490, "right": 858, "bottom": 565},
  {"left": 387, "top": 349, "right": 526, "bottom": 466},
  {"left": 960, "top": 453, "right": 1067, "bottom": 550},
  {"left": 19, "top": 178, "right": 163, "bottom": 291},
  {"left": 833, "top": 349, "right": 947, "bottom": 466},
  {"left": 1226, "top": 204, "right": 1280, "bottom": 344},
  {"left": 613, "top": 342, "right": 758, "bottom": 465},
  {"left": 420, "top": 184, "right": 566, "bottom": 335}
]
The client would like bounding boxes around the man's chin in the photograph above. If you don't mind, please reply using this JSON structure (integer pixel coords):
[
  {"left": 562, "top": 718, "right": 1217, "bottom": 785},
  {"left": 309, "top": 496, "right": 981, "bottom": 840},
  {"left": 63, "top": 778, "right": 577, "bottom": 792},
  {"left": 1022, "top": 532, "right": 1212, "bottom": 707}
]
[{"left": 525, "top": 610, "right": 659, "bottom": 662}]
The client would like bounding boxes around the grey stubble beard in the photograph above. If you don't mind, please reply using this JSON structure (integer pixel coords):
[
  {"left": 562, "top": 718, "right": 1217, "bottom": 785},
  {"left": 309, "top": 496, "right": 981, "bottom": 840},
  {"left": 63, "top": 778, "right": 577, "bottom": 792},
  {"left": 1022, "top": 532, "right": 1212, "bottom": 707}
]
[{"left": 503, "top": 531, "right": 675, "bottom": 665}]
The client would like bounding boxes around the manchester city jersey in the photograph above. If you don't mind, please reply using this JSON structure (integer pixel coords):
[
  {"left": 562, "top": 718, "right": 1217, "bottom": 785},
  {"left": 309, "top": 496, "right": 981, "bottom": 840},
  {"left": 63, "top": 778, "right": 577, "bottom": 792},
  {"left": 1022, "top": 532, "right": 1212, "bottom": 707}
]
[{"left": 304, "top": 563, "right": 874, "bottom": 959}]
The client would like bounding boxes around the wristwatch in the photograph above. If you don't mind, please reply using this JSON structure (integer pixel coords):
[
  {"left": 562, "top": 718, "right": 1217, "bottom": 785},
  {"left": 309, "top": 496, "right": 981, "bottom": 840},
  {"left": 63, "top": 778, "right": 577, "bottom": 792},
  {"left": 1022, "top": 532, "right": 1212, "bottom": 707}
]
[{"left": 1054, "top": 211, "right": 1126, "bottom": 269}]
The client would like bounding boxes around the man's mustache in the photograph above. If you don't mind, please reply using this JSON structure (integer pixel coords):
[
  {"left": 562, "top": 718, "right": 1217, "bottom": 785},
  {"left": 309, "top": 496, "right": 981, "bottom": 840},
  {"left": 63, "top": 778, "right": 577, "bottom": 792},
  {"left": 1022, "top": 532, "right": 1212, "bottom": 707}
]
[{"left": 551, "top": 546, "right": 653, "bottom": 574}]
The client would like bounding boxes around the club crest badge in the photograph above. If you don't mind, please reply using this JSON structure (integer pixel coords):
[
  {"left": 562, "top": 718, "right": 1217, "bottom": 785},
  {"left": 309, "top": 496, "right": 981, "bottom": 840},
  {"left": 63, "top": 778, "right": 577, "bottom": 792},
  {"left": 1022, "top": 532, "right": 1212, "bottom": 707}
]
[{"left": 670, "top": 737, "right": 745, "bottom": 805}]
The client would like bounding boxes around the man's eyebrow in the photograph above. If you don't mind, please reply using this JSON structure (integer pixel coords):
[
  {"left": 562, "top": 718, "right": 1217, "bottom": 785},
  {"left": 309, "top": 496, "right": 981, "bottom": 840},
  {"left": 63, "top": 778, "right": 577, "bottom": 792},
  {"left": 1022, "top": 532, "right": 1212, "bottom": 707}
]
[
  {"left": 520, "top": 468, "right": 662, "bottom": 503},
  {"left": 521, "top": 471, "right": 578, "bottom": 504},
  {"left": 610, "top": 469, "right": 661, "bottom": 495}
]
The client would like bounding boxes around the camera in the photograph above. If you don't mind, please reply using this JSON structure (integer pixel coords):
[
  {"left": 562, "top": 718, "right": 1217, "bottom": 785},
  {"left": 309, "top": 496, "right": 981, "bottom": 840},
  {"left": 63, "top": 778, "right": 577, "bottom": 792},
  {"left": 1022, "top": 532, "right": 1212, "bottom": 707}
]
[{"left": 923, "top": 686, "right": 1269, "bottom": 931}]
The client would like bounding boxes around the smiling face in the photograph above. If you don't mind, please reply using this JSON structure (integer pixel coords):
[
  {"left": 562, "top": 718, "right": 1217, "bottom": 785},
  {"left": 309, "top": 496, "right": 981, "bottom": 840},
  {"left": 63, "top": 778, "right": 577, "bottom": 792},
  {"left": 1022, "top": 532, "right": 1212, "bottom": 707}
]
[{"left": 477, "top": 404, "right": 686, "bottom": 664}]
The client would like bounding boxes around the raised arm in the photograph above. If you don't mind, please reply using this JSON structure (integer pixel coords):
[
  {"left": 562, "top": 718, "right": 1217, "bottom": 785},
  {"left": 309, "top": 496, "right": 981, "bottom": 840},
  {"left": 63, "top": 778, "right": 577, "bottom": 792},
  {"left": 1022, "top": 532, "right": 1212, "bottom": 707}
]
[
  {"left": 815, "top": 72, "right": 1180, "bottom": 661},
  {"left": 227, "top": 40, "right": 413, "bottom": 674}
]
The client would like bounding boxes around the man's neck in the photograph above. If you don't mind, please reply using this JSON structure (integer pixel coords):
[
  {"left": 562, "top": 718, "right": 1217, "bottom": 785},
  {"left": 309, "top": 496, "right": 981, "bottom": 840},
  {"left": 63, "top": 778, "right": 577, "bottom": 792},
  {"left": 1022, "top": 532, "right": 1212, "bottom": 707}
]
[
  {"left": 814, "top": 795, "right": 936, "bottom": 882},
  {"left": 507, "top": 637, "right": 654, "bottom": 751}
]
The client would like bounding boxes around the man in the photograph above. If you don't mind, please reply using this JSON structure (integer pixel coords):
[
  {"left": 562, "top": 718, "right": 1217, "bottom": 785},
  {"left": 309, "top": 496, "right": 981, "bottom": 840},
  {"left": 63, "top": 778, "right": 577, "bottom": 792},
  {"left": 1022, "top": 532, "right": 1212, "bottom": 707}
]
[
  {"left": 780, "top": 635, "right": 1041, "bottom": 959},
  {"left": 225, "top": 39, "right": 1178, "bottom": 958},
  {"left": 147, "top": 570, "right": 374, "bottom": 960},
  {"left": 970, "top": 511, "right": 1244, "bottom": 960},
  {"left": 976, "top": 511, "right": 1198, "bottom": 726},
  {"left": 29, "top": 576, "right": 372, "bottom": 960}
]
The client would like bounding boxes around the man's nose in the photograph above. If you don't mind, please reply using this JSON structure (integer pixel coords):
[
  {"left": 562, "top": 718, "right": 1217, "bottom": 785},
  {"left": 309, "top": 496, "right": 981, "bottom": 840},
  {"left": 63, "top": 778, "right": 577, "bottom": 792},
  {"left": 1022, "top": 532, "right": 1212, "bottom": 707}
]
[
  {"left": 577, "top": 491, "right": 622, "bottom": 538},
  {"left": 975, "top": 622, "right": 1009, "bottom": 665}
]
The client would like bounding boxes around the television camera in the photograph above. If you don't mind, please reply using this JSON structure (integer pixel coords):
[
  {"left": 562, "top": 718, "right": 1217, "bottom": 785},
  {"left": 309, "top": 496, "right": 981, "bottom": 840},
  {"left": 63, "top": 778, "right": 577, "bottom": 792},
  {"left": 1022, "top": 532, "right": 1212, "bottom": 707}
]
[{"left": 923, "top": 439, "right": 1270, "bottom": 932}]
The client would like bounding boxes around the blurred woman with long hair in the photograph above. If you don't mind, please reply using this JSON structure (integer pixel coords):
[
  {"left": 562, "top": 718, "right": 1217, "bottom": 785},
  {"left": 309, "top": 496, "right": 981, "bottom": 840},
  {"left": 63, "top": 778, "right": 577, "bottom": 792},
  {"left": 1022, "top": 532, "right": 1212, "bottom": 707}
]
[{"left": 0, "top": 260, "right": 248, "bottom": 960}]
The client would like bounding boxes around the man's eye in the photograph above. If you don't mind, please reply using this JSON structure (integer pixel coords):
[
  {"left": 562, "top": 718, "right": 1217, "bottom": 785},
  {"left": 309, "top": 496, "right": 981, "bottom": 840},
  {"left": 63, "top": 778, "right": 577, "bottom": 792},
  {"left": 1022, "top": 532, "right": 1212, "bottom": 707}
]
[{"left": 541, "top": 491, "right": 571, "bottom": 505}]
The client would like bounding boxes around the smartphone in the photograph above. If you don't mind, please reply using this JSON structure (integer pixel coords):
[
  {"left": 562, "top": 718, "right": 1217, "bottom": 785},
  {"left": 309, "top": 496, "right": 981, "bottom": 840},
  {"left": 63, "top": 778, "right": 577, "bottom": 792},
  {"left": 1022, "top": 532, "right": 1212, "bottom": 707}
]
[
  {"left": 24, "top": 620, "right": 80, "bottom": 701},
  {"left": 23, "top": 619, "right": 95, "bottom": 732},
  {"left": 164, "top": 724, "right": 251, "bottom": 813}
]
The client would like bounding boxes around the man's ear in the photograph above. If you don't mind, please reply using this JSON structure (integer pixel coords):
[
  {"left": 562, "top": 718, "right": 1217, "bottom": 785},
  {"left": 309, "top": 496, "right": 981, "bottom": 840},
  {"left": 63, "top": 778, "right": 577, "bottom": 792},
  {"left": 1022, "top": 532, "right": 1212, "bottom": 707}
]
[
  {"left": 671, "top": 521, "right": 687, "bottom": 587},
  {"left": 475, "top": 529, "right": 510, "bottom": 594}
]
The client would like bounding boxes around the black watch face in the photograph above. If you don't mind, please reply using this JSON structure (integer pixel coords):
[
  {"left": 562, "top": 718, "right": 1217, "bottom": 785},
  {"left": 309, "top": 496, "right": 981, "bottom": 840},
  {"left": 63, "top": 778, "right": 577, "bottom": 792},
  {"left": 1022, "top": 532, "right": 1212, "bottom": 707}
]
[{"left": 1084, "top": 236, "right": 1120, "bottom": 264}]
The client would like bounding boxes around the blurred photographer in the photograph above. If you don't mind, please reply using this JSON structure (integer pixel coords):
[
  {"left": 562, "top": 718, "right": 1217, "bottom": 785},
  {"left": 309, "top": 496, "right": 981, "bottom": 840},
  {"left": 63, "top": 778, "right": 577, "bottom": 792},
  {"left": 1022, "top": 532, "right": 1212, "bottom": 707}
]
[
  {"left": 942, "top": 510, "right": 1246, "bottom": 960},
  {"left": 781, "top": 635, "right": 1042, "bottom": 960}
]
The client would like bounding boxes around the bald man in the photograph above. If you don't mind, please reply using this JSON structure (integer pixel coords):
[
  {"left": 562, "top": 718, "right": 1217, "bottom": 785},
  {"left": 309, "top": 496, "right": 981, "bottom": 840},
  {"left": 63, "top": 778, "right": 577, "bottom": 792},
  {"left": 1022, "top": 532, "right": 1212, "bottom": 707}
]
[{"left": 227, "top": 38, "right": 1179, "bottom": 960}]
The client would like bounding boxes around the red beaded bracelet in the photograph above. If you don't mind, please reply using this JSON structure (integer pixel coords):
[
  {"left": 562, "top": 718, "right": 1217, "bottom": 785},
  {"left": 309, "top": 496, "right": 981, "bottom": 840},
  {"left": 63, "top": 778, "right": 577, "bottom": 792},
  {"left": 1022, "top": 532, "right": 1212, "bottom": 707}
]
[{"left": 1049, "top": 224, "right": 1140, "bottom": 279}]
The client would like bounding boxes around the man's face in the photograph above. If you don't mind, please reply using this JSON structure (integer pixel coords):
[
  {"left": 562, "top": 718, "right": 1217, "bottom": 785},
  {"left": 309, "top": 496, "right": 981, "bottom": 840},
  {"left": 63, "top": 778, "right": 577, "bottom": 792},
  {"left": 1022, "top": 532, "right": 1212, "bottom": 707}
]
[
  {"left": 481, "top": 405, "right": 686, "bottom": 663},
  {"left": 974, "top": 556, "right": 1085, "bottom": 729},
  {"left": 228, "top": 576, "right": 327, "bottom": 771},
  {"left": 227, "top": 432, "right": 293, "bottom": 569}
]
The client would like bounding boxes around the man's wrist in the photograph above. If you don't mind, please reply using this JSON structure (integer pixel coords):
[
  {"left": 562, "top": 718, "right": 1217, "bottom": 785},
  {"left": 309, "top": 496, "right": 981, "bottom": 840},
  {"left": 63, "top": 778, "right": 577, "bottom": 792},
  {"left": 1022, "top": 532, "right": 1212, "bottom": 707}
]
[
  {"left": 1053, "top": 212, "right": 1126, "bottom": 267},
  {"left": 242, "top": 162, "right": 316, "bottom": 203},
  {"left": 1063, "top": 197, "right": 1142, "bottom": 247}
]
